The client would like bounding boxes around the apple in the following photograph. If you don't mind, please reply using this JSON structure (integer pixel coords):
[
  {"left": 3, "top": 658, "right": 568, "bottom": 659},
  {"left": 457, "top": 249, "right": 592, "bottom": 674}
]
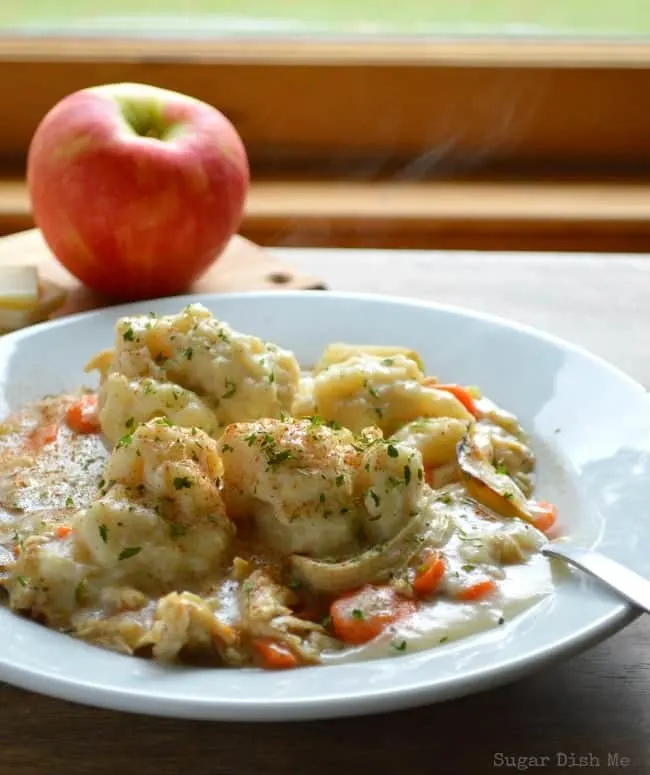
[{"left": 27, "top": 82, "right": 250, "bottom": 301}]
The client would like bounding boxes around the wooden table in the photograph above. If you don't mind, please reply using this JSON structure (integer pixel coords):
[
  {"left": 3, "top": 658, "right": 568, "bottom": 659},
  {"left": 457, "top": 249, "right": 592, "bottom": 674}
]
[{"left": 2, "top": 247, "right": 649, "bottom": 775}]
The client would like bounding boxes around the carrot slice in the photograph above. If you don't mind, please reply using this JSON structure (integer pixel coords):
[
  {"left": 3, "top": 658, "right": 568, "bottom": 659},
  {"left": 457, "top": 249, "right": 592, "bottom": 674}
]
[
  {"left": 56, "top": 525, "right": 72, "bottom": 539},
  {"left": 412, "top": 550, "right": 446, "bottom": 598},
  {"left": 65, "top": 394, "right": 100, "bottom": 434},
  {"left": 253, "top": 638, "right": 298, "bottom": 670},
  {"left": 457, "top": 579, "right": 497, "bottom": 602},
  {"left": 27, "top": 422, "right": 58, "bottom": 451},
  {"left": 529, "top": 500, "right": 558, "bottom": 533},
  {"left": 431, "top": 383, "right": 479, "bottom": 418},
  {"left": 330, "top": 584, "right": 416, "bottom": 645}
]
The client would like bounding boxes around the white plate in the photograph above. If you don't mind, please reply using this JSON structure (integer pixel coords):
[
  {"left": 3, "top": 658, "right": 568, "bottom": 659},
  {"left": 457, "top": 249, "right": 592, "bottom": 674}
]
[{"left": 0, "top": 291, "right": 647, "bottom": 721}]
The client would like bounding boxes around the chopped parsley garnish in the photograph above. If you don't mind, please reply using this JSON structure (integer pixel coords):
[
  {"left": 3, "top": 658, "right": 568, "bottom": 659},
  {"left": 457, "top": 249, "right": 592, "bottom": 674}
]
[
  {"left": 183, "top": 347, "right": 193, "bottom": 360},
  {"left": 16, "top": 575, "right": 28, "bottom": 587},
  {"left": 403, "top": 465, "right": 412, "bottom": 485},
  {"left": 173, "top": 476, "right": 193, "bottom": 490},
  {"left": 117, "top": 433, "right": 133, "bottom": 449},
  {"left": 368, "top": 489, "right": 381, "bottom": 507},
  {"left": 287, "top": 578, "right": 303, "bottom": 590},
  {"left": 221, "top": 443, "right": 234, "bottom": 453},
  {"left": 260, "top": 433, "right": 274, "bottom": 449},
  {"left": 335, "top": 474, "right": 345, "bottom": 487},
  {"left": 417, "top": 468, "right": 423, "bottom": 482},
  {"left": 461, "top": 564, "right": 476, "bottom": 572},
  {"left": 438, "top": 493, "right": 452, "bottom": 504},
  {"left": 319, "top": 493, "right": 326, "bottom": 504},
  {"left": 391, "top": 639, "right": 407, "bottom": 652},
  {"left": 267, "top": 449, "right": 294, "bottom": 465},
  {"left": 386, "top": 444, "right": 399, "bottom": 458},
  {"left": 98, "top": 524, "right": 109, "bottom": 543},
  {"left": 125, "top": 417, "right": 135, "bottom": 430},
  {"left": 503, "top": 491, "right": 514, "bottom": 500},
  {"left": 340, "top": 507, "right": 349, "bottom": 515},
  {"left": 217, "top": 329, "right": 230, "bottom": 344},
  {"left": 222, "top": 379, "right": 237, "bottom": 398},
  {"left": 363, "top": 379, "right": 380, "bottom": 399},
  {"left": 118, "top": 546, "right": 142, "bottom": 561},
  {"left": 268, "top": 371, "right": 275, "bottom": 384},
  {"left": 439, "top": 635, "right": 449, "bottom": 644},
  {"left": 122, "top": 327, "right": 135, "bottom": 342},
  {"left": 494, "top": 461, "right": 509, "bottom": 476},
  {"left": 381, "top": 358, "right": 394, "bottom": 366},
  {"left": 154, "top": 417, "right": 173, "bottom": 427},
  {"left": 351, "top": 609, "right": 364, "bottom": 620},
  {"left": 326, "top": 419, "right": 342, "bottom": 431},
  {"left": 65, "top": 496, "right": 74, "bottom": 508},
  {"left": 498, "top": 616, "right": 505, "bottom": 625}
]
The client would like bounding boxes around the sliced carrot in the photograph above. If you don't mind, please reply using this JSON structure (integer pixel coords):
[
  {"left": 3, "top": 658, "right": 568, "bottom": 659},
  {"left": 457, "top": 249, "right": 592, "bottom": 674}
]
[
  {"left": 65, "top": 394, "right": 100, "bottom": 434},
  {"left": 330, "top": 584, "right": 416, "bottom": 645},
  {"left": 253, "top": 638, "right": 298, "bottom": 670},
  {"left": 412, "top": 550, "right": 446, "bottom": 598},
  {"left": 432, "top": 383, "right": 479, "bottom": 418},
  {"left": 56, "top": 525, "right": 72, "bottom": 539},
  {"left": 457, "top": 579, "right": 497, "bottom": 602},
  {"left": 529, "top": 500, "right": 558, "bottom": 533},
  {"left": 27, "top": 422, "right": 58, "bottom": 451}
]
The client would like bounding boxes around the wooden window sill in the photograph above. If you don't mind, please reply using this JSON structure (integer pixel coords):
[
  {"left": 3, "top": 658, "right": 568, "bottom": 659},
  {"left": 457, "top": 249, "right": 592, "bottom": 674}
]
[
  {"left": 1, "top": 39, "right": 650, "bottom": 171},
  {"left": 2, "top": 177, "right": 649, "bottom": 253}
]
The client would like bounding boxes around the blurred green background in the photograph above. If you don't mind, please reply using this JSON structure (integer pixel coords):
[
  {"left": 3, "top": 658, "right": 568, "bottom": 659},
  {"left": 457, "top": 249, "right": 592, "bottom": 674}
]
[{"left": 0, "top": 1, "right": 647, "bottom": 37}]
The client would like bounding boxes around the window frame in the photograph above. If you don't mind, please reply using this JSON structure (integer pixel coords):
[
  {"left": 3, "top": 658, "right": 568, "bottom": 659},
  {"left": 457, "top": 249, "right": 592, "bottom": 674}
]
[
  {"left": 1, "top": 37, "right": 650, "bottom": 250},
  {"left": 2, "top": 37, "right": 650, "bottom": 168}
]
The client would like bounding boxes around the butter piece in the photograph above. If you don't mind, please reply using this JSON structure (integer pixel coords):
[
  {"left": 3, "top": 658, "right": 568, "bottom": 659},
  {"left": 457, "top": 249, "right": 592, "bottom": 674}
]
[
  {"left": 0, "top": 265, "right": 39, "bottom": 310},
  {"left": 0, "top": 272, "right": 67, "bottom": 332}
]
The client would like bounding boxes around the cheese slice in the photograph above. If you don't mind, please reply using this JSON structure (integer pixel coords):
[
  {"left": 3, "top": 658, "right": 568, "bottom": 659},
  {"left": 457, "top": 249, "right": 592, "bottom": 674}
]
[
  {"left": 0, "top": 268, "right": 67, "bottom": 332},
  {"left": 0, "top": 265, "right": 39, "bottom": 310}
]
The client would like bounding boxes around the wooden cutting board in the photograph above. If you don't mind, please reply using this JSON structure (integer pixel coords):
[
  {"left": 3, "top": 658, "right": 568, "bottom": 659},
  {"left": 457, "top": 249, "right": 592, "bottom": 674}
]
[{"left": 0, "top": 228, "right": 326, "bottom": 321}]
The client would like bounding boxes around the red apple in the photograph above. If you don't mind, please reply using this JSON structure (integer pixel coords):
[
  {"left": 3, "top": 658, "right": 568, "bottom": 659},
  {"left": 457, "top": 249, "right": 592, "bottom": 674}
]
[{"left": 27, "top": 82, "right": 250, "bottom": 301}]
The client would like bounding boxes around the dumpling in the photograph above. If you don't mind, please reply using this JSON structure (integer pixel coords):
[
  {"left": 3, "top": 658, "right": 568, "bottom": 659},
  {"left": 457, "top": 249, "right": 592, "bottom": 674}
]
[
  {"left": 74, "top": 420, "right": 234, "bottom": 592},
  {"left": 355, "top": 438, "right": 424, "bottom": 544},
  {"left": 218, "top": 418, "right": 426, "bottom": 560},
  {"left": 219, "top": 418, "right": 363, "bottom": 558},
  {"left": 98, "top": 373, "right": 220, "bottom": 447},
  {"left": 391, "top": 417, "right": 470, "bottom": 469},
  {"left": 303, "top": 352, "right": 473, "bottom": 436},
  {"left": 87, "top": 304, "right": 301, "bottom": 440},
  {"left": 6, "top": 420, "right": 236, "bottom": 625}
]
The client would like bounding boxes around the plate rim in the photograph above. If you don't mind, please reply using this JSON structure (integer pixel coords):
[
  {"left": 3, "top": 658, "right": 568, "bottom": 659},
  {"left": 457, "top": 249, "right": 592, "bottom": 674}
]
[{"left": 6, "top": 287, "right": 648, "bottom": 397}]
